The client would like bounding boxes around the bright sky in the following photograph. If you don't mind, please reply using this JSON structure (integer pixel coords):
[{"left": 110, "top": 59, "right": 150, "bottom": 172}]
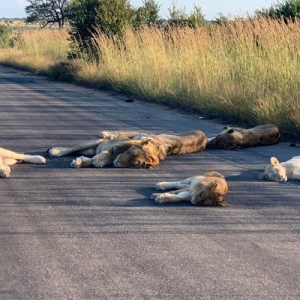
[{"left": 1, "top": 0, "right": 276, "bottom": 20}]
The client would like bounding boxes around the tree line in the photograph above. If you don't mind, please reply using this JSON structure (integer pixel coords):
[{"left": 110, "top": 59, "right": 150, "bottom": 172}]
[
  {"left": 24, "top": 0, "right": 300, "bottom": 31},
  {"left": 25, "top": 0, "right": 205, "bottom": 30}
]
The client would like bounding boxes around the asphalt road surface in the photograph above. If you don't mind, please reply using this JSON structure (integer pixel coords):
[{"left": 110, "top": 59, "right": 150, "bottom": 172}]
[{"left": 0, "top": 65, "right": 300, "bottom": 300}]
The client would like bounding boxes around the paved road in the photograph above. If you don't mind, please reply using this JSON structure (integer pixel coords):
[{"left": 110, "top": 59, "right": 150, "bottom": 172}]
[{"left": 0, "top": 65, "right": 300, "bottom": 300}]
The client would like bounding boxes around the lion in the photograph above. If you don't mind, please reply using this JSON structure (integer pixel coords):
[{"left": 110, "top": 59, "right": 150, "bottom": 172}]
[
  {"left": 207, "top": 124, "right": 280, "bottom": 150},
  {"left": 48, "top": 130, "right": 207, "bottom": 169},
  {"left": 0, "top": 147, "right": 46, "bottom": 178},
  {"left": 258, "top": 156, "right": 300, "bottom": 182},
  {"left": 151, "top": 171, "right": 229, "bottom": 206}
]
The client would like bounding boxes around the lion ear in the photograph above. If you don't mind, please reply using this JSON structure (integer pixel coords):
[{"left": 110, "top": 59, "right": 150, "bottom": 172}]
[
  {"left": 258, "top": 173, "right": 266, "bottom": 179},
  {"left": 140, "top": 137, "right": 152, "bottom": 146},
  {"left": 208, "top": 181, "right": 218, "bottom": 190},
  {"left": 227, "top": 128, "right": 234, "bottom": 134},
  {"left": 270, "top": 157, "right": 280, "bottom": 165}
]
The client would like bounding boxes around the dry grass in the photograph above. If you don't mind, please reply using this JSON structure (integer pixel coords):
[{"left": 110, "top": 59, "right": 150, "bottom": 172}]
[
  {"left": 81, "top": 19, "right": 300, "bottom": 133},
  {"left": 0, "top": 29, "right": 69, "bottom": 73},
  {"left": 1, "top": 18, "right": 300, "bottom": 135}
]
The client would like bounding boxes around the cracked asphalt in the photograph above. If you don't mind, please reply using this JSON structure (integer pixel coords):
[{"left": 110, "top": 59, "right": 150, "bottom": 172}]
[{"left": 0, "top": 65, "right": 300, "bottom": 299}]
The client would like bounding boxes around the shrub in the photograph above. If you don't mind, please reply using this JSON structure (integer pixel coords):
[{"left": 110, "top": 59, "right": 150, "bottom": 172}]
[
  {"left": 67, "top": 0, "right": 132, "bottom": 55},
  {"left": 256, "top": 0, "right": 300, "bottom": 20},
  {"left": 0, "top": 25, "right": 10, "bottom": 48}
]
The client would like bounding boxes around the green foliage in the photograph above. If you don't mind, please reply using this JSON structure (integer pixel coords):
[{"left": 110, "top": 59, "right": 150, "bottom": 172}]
[
  {"left": 168, "top": 4, "right": 206, "bottom": 27},
  {"left": 213, "top": 13, "right": 229, "bottom": 25},
  {"left": 131, "top": 0, "right": 161, "bottom": 27},
  {"left": 25, "top": 0, "right": 69, "bottom": 28},
  {"left": 67, "top": 0, "right": 206, "bottom": 58},
  {"left": 188, "top": 5, "right": 206, "bottom": 27},
  {"left": 0, "top": 25, "right": 10, "bottom": 48},
  {"left": 255, "top": 0, "right": 300, "bottom": 20},
  {"left": 96, "top": 0, "right": 132, "bottom": 34},
  {"left": 68, "top": 0, "right": 132, "bottom": 55}
]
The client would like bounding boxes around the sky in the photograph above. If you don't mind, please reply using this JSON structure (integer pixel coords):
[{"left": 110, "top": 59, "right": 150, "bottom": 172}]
[{"left": 1, "top": 0, "right": 276, "bottom": 20}]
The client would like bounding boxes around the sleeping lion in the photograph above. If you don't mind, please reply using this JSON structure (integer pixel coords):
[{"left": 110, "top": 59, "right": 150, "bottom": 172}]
[
  {"left": 258, "top": 156, "right": 300, "bottom": 182},
  {"left": 48, "top": 130, "right": 207, "bottom": 169},
  {"left": 207, "top": 124, "right": 280, "bottom": 150},
  {"left": 0, "top": 147, "right": 46, "bottom": 178},
  {"left": 151, "top": 171, "right": 229, "bottom": 206}
]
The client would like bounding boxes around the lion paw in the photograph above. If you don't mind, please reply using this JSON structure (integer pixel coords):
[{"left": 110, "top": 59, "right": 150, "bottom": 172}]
[
  {"left": 151, "top": 193, "right": 160, "bottom": 200},
  {"left": 48, "top": 147, "right": 65, "bottom": 157},
  {"left": 154, "top": 195, "right": 166, "bottom": 204},
  {"left": 0, "top": 165, "right": 11, "bottom": 178},
  {"left": 153, "top": 193, "right": 170, "bottom": 204},
  {"left": 71, "top": 156, "right": 91, "bottom": 168},
  {"left": 99, "top": 131, "right": 118, "bottom": 140},
  {"left": 31, "top": 155, "right": 46, "bottom": 164},
  {"left": 92, "top": 154, "right": 109, "bottom": 168},
  {"left": 156, "top": 182, "right": 167, "bottom": 190}
]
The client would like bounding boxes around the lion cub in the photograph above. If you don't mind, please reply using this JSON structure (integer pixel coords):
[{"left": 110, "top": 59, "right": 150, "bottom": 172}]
[
  {"left": 151, "top": 171, "right": 229, "bottom": 206},
  {"left": 258, "top": 156, "right": 300, "bottom": 182}
]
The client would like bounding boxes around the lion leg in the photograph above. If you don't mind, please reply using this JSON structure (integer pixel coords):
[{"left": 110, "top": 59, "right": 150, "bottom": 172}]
[
  {"left": 2, "top": 158, "right": 19, "bottom": 166},
  {"left": 71, "top": 156, "right": 93, "bottom": 168},
  {"left": 92, "top": 151, "right": 113, "bottom": 168},
  {"left": 0, "top": 156, "right": 11, "bottom": 178},
  {"left": 48, "top": 139, "right": 102, "bottom": 157},
  {"left": 0, "top": 147, "right": 45, "bottom": 164},
  {"left": 100, "top": 131, "right": 143, "bottom": 140},
  {"left": 152, "top": 187, "right": 188, "bottom": 198},
  {"left": 152, "top": 190, "right": 192, "bottom": 204},
  {"left": 0, "top": 165, "right": 11, "bottom": 178},
  {"left": 155, "top": 177, "right": 193, "bottom": 190}
]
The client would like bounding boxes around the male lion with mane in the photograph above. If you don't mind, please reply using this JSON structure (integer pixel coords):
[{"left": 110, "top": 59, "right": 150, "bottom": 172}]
[
  {"left": 48, "top": 130, "right": 207, "bottom": 169},
  {"left": 0, "top": 147, "right": 46, "bottom": 178},
  {"left": 151, "top": 171, "right": 229, "bottom": 206},
  {"left": 207, "top": 124, "right": 280, "bottom": 150},
  {"left": 258, "top": 156, "right": 300, "bottom": 182}
]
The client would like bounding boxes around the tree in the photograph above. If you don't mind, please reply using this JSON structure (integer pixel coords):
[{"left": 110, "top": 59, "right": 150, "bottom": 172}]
[
  {"left": 255, "top": 0, "right": 300, "bottom": 20},
  {"left": 168, "top": 4, "right": 205, "bottom": 28},
  {"left": 131, "top": 0, "right": 161, "bottom": 27},
  {"left": 188, "top": 5, "right": 206, "bottom": 28},
  {"left": 213, "top": 13, "right": 229, "bottom": 25},
  {"left": 67, "top": 0, "right": 132, "bottom": 55},
  {"left": 25, "top": 0, "right": 70, "bottom": 28}
]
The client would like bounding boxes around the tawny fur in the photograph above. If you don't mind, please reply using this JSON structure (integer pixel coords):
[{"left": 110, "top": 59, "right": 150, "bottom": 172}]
[
  {"left": 0, "top": 147, "right": 46, "bottom": 178},
  {"left": 151, "top": 171, "right": 229, "bottom": 206},
  {"left": 258, "top": 156, "right": 300, "bottom": 182},
  {"left": 114, "top": 130, "right": 208, "bottom": 169},
  {"left": 208, "top": 124, "right": 280, "bottom": 150},
  {"left": 48, "top": 130, "right": 208, "bottom": 169}
]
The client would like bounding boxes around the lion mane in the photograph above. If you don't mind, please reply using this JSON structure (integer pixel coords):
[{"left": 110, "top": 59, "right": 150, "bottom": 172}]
[{"left": 49, "top": 130, "right": 208, "bottom": 169}]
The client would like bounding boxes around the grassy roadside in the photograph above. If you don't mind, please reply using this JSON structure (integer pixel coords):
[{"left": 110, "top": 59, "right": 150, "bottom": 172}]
[{"left": 0, "top": 18, "right": 300, "bottom": 136}]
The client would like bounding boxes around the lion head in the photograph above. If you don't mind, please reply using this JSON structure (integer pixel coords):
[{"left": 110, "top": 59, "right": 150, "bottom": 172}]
[
  {"left": 114, "top": 138, "right": 160, "bottom": 169},
  {"left": 258, "top": 157, "right": 287, "bottom": 182},
  {"left": 208, "top": 127, "right": 241, "bottom": 150},
  {"left": 191, "top": 181, "right": 228, "bottom": 207}
]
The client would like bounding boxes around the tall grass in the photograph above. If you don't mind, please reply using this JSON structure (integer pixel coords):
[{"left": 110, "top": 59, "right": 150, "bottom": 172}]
[
  {"left": 0, "top": 29, "right": 69, "bottom": 73},
  {"left": 82, "top": 18, "right": 300, "bottom": 133},
  {"left": 1, "top": 18, "right": 300, "bottom": 135}
]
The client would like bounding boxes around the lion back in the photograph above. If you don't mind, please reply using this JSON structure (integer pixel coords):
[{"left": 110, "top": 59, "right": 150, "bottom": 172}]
[
  {"left": 251, "top": 124, "right": 280, "bottom": 145},
  {"left": 156, "top": 130, "right": 207, "bottom": 155}
]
